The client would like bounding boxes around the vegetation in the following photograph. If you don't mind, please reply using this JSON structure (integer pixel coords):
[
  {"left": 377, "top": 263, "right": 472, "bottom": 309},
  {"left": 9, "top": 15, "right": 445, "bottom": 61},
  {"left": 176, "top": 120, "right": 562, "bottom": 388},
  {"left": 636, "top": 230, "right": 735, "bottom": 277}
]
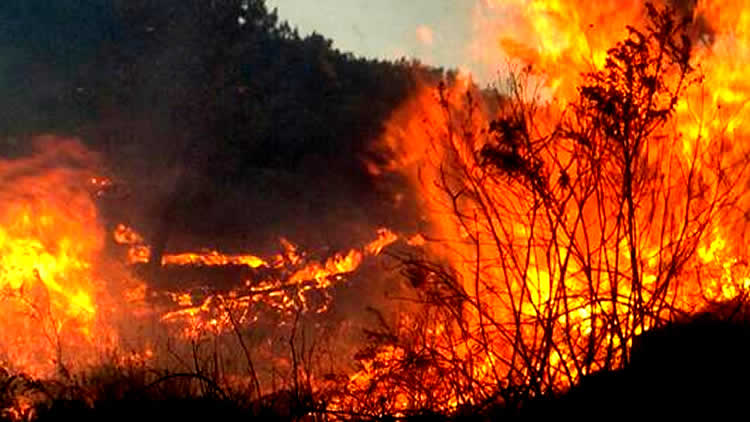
[
  {"left": 0, "top": 1, "right": 748, "bottom": 420},
  {"left": 344, "top": 3, "right": 749, "bottom": 416},
  {"left": 0, "top": 306, "right": 745, "bottom": 421}
]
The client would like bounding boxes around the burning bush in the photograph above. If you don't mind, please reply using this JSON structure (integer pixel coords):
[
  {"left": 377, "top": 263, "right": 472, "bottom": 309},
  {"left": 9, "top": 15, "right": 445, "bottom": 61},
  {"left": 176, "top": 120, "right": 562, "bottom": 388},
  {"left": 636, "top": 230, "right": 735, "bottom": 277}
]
[{"left": 355, "top": 2, "right": 750, "bottom": 415}]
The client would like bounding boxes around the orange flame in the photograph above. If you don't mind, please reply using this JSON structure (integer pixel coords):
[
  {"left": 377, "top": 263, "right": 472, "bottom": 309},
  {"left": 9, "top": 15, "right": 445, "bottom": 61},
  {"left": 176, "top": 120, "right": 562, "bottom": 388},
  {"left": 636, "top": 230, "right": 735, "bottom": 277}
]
[
  {"left": 0, "top": 138, "right": 118, "bottom": 377},
  {"left": 156, "top": 229, "right": 398, "bottom": 340},
  {"left": 359, "top": 0, "right": 750, "bottom": 412},
  {"left": 5, "top": 2, "right": 750, "bottom": 417}
]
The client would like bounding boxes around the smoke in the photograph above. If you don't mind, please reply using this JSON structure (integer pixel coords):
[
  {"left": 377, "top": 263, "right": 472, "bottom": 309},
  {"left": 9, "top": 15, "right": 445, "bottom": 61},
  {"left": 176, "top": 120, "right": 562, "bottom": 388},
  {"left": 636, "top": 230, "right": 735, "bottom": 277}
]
[{"left": 0, "top": 136, "right": 100, "bottom": 189}]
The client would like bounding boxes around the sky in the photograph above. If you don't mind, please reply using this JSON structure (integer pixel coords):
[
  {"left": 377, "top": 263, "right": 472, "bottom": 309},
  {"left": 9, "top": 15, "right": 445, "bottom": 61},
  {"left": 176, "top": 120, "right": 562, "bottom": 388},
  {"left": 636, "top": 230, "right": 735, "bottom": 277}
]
[{"left": 265, "top": 0, "right": 495, "bottom": 82}]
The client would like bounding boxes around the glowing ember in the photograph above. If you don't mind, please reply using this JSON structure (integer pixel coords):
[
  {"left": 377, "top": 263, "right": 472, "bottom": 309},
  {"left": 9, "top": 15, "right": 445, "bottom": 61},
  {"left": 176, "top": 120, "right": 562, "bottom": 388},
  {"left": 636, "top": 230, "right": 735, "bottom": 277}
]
[
  {"left": 163, "top": 251, "right": 268, "bottom": 269},
  {"left": 155, "top": 231, "right": 396, "bottom": 340}
]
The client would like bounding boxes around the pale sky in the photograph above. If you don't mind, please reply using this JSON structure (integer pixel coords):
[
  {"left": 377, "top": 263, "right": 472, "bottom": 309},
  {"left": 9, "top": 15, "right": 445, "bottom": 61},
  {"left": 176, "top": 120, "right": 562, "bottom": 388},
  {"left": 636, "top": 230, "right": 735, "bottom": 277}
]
[{"left": 266, "top": 0, "right": 495, "bottom": 83}]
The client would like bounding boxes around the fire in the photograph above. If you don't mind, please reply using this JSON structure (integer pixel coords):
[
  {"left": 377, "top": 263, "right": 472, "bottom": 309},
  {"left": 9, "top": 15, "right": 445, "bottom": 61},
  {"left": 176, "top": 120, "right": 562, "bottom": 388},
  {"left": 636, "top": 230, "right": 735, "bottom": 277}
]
[
  {"left": 416, "top": 25, "right": 435, "bottom": 46},
  {"left": 163, "top": 251, "right": 267, "bottom": 268},
  {"left": 0, "top": 135, "right": 411, "bottom": 415},
  {"left": 154, "top": 230, "right": 396, "bottom": 340},
  {"left": 3, "top": 1, "right": 750, "bottom": 417},
  {"left": 114, "top": 224, "right": 268, "bottom": 268},
  {"left": 0, "top": 132, "right": 405, "bottom": 404},
  {"left": 0, "top": 138, "right": 117, "bottom": 377},
  {"left": 360, "top": 0, "right": 750, "bottom": 413},
  {"left": 471, "top": 0, "right": 643, "bottom": 99}
]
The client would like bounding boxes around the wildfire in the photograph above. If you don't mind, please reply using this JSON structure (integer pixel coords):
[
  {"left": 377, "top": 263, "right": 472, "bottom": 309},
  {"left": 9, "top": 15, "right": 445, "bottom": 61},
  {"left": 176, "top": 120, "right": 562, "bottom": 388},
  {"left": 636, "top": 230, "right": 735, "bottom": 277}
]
[
  {"left": 0, "top": 134, "right": 405, "bottom": 406},
  {"left": 148, "top": 229, "right": 397, "bottom": 340},
  {"left": 358, "top": 0, "right": 750, "bottom": 413},
  {"left": 3, "top": 0, "right": 750, "bottom": 418},
  {"left": 0, "top": 138, "right": 117, "bottom": 377},
  {"left": 479, "top": 0, "right": 750, "bottom": 305}
]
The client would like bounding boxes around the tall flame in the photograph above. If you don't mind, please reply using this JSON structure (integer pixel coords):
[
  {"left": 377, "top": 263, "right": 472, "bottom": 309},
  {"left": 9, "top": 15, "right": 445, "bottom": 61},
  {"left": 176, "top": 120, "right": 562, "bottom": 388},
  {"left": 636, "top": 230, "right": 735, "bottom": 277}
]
[
  {"left": 359, "top": 0, "right": 750, "bottom": 412},
  {"left": 0, "top": 138, "right": 117, "bottom": 377}
]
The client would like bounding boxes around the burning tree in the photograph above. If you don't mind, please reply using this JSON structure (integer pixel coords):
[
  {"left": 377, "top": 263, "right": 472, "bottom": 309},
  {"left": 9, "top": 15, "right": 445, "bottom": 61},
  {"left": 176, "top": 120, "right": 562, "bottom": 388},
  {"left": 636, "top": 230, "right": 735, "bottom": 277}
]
[{"left": 347, "top": 3, "right": 750, "bottom": 415}]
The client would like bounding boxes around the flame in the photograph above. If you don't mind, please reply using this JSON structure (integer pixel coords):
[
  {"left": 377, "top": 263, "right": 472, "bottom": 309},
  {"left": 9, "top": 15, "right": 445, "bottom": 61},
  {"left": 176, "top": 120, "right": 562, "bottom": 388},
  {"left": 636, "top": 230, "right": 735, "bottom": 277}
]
[
  {"left": 471, "top": 0, "right": 644, "bottom": 98},
  {"left": 365, "top": 228, "right": 398, "bottom": 256},
  {"left": 0, "top": 138, "right": 118, "bottom": 377},
  {"left": 5, "top": 2, "right": 750, "bottom": 417},
  {"left": 163, "top": 251, "right": 268, "bottom": 269},
  {"left": 0, "top": 136, "right": 407, "bottom": 404},
  {"left": 360, "top": 0, "right": 750, "bottom": 412},
  {"left": 155, "top": 230, "right": 397, "bottom": 340}
]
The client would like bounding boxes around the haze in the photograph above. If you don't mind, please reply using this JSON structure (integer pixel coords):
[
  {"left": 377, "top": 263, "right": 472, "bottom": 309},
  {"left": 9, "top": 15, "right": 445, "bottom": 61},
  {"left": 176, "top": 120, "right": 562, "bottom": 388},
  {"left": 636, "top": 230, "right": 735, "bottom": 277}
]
[{"left": 266, "top": 0, "right": 495, "bottom": 83}]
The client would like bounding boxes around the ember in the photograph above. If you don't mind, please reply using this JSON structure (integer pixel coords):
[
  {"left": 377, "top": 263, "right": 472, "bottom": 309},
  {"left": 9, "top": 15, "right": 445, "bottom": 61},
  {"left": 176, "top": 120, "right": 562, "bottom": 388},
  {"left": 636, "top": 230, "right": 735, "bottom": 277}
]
[{"left": 0, "top": 138, "right": 118, "bottom": 377}]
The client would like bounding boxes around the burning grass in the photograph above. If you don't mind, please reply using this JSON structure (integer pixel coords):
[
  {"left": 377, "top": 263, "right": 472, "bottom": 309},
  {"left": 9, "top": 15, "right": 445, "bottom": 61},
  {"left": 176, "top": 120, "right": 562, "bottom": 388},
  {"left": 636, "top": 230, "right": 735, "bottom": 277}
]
[{"left": 0, "top": 305, "right": 747, "bottom": 421}]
